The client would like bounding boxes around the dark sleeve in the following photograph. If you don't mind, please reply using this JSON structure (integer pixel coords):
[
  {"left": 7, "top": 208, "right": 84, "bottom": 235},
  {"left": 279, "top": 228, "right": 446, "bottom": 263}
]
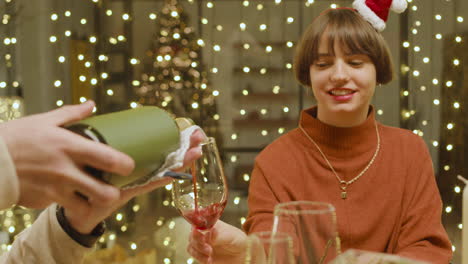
[{"left": 394, "top": 138, "right": 452, "bottom": 263}]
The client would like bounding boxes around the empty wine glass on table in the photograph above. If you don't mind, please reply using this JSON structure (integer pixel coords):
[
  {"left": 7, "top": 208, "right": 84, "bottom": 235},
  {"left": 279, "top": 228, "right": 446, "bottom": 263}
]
[
  {"left": 272, "top": 201, "right": 341, "bottom": 264},
  {"left": 172, "top": 137, "right": 228, "bottom": 232},
  {"left": 244, "top": 231, "right": 295, "bottom": 264}
]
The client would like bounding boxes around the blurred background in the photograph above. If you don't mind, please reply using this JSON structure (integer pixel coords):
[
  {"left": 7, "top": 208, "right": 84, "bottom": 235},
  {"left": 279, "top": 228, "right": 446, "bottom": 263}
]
[{"left": 0, "top": 0, "right": 466, "bottom": 263}]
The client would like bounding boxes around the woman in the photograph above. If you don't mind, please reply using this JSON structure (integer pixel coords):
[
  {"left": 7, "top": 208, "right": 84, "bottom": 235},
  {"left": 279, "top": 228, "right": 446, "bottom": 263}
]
[{"left": 187, "top": 8, "right": 452, "bottom": 264}]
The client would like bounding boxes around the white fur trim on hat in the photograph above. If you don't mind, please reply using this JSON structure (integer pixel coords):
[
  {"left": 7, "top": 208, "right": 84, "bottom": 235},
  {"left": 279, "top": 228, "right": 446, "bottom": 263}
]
[
  {"left": 390, "top": 0, "right": 407, "bottom": 13},
  {"left": 352, "top": 0, "right": 386, "bottom": 32}
]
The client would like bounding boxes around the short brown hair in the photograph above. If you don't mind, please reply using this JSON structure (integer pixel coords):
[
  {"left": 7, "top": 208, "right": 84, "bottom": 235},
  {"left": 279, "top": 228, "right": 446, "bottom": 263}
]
[{"left": 294, "top": 8, "right": 394, "bottom": 87}]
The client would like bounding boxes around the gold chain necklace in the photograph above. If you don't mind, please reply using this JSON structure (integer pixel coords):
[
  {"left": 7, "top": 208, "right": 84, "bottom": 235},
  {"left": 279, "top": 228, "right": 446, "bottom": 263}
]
[{"left": 298, "top": 121, "right": 380, "bottom": 199}]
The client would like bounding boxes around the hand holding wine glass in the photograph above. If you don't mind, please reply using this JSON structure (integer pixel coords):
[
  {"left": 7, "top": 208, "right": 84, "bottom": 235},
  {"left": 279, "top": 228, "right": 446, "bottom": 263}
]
[{"left": 172, "top": 137, "right": 228, "bottom": 232}]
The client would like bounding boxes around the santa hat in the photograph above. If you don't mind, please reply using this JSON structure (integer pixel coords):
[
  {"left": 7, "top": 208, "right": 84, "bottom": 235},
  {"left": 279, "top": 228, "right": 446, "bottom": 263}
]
[{"left": 352, "top": 0, "right": 407, "bottom": 32}]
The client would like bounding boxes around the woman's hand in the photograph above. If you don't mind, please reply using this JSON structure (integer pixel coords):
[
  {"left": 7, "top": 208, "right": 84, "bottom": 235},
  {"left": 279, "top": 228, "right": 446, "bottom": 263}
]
[
  {"left": 0, "top": 101, "right": 134, "bottom": 211},
  {"left": 187, "top": 220, "right": 248, "bottom": 264}
]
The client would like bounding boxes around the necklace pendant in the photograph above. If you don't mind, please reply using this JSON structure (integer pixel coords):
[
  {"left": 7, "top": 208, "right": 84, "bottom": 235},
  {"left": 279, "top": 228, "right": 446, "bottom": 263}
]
[{"left": 341, "top": 191, "right": 347, "bottom": 199}]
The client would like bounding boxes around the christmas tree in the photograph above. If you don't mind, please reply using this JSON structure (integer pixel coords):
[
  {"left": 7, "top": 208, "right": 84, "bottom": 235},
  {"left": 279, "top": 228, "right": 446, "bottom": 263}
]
[{"left": 137, "top": 0, "right": 219, "bottom": 136}]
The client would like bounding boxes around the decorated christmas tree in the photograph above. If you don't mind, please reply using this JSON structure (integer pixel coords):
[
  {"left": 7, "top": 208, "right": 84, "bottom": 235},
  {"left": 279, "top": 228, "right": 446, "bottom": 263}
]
[{"left": 136, "top": 0, "right": 218, "bottom": 136}]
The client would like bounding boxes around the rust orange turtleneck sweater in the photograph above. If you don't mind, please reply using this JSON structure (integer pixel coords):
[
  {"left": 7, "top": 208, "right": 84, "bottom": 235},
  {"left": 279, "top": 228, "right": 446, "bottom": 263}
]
[{"left": 243, "top": 106, "right": 452, "bottom": 263}]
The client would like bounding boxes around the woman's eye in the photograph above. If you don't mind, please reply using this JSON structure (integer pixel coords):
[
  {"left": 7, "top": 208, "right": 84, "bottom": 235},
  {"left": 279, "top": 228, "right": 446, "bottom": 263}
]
[
  {"left": 349, "top": 61, "right": 363, "bottom": 66},
  {"left": 315, "top": 62, "right": 329, "bottom": 68}
]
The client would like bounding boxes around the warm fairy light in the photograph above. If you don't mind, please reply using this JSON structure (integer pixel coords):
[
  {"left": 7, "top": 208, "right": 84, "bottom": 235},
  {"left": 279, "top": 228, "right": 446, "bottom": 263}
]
[
  {"left": 243, "top": 43, "right": 250, "bottom": 49},
  {"left": 273, "top": 85, "right": 280, "bottom": 94},
  {"left": 58, "top": 56, "right": 65, "bottom": 63},
  {"left": 283, "top": 106, "right": 290, "bottom": 113},
  {"left": 278, "top": 127, "right": 285, "bottom": 134},
  {"left": 165, "top": 184, "right": 173, "bottom": 191},
  {"left": 89, "top": 36, "right": 97, "bottom": 43},
  {"left": 65, "top": 30, "right": 71, "bottom": 37},
  {"left": 149, "top": 13, "right": 157, "bottom": 20},
  {"left": 122, "top": 13, "right": 130, "bottom": 21},
  {"left": 211, "top": 67, "right": 218, "bottom": 73},
  {"left": 0, "top": 82, "right": 6, "bottom": 88},
  {"left": 80, "top": 18, "right": 87, "bottom": 25},
  {"left": 191, "top": 102, "right": 199, "bottom": 109},
  {"left": 212, "top": 90, "right": 219, "bottom": 96},
  {"left": 331, "top": 3, "right": 338, "bottom": 8},
  {"left": 231, "top": 155, "right": 238, "bottom": 162},
  {"left": 64, "top": 10, "right": 71, "bottom": 17},
  {"left": 286, "top": 63, "right": 292, "bottom": 69},
  {"left": 213, "top": 44, "right": 221, "bottom": 51},
  {"left": 435, "top": 14, "right": 442, "bottom": 20},
  {"left": 446, "top": 144, "right": 453, "bottom": 151},
  {"left": 90, "top": 78, "right": 97, "bottom": 85},
  {"left": 106, "top": 10, "right": 112, "bottom": 16},
  {"left": 453, "top": 102, "right": 460, "bottom": 109},
  {"left": 49, "top": 36, "right": 57, "bottom": 43},
  {"left": 259, "top": 24, "right": 267, "bottom": 31},
  {"left": 243, "top": 66, "right": 250, "bottom": 73},
  {"left": 433, "top": 99, "right": 440, "bottom": 105},
  {"left": 413, "top": 46, "right": 420, "bottom": 52},
  {"left": 260, "top": 68, "right": 267, "bottom": 74},
  {"left": 265, "top": 45, "right": 272, "bottom": 53},
  {"left": 216, "top": 25, "right": 223, "bottom": 31},
  {"left": 50, "top": 13, "right": 58, "bottom": 21},
  {"left": 261, "top": 130, "right": 268, "bottom": 136},
  {"left": 286, "top": 17, "right": 294, "bottom": 24},
  {"left": 435, "top": 33, "right": 442, "bottom": 40},
  {"left": 56, "top": 100, "right": 63, "bottom": 106},
  {"left": 286, "top": 41, "right": 294, "bottom": 47},
  {"left": 117, "top": 35, "right": 126, "bottom": 41},
  {"left": 84, "top": 61, "right": 92, "bottom": 68},
  {"left": 453, "top": 59, "right": 460, "bottom": 66},
  {"left": 412, "top": 29, "right": 418, "bottom": 35},
  {"left": 411, "top": 6, "right": 417, "bottom": 11},
  {"left": 116, "top": 213, "right": 123, "bottom": 221},
  {"left": 171, "top": 11, "right": 179, "bottom": 17},
  {"left": 403, "top": 91, "right": 409, "bottom": 96},
  {"left": 455, "top": 186, "right": 461, "bottom": 193},
  {"left": 242, "top": 89, "right": 249, "bottom": 96},
  {"left": 101, "top": 72, "right": 108, "bottom": 79},
  {"left": 432, "top": 79, "right": 439, "bottom": 85},
  {"left": 243, "top": 173, "right": 250, "bottom": 181},
  {"left": 77, "top": 54, "right": 84, "bottom": 60},
  {"left": 79, "top": 97, "right": 87, "bottom": 103},
  {"left": 79, "top": 75, "right": 86, "bottom": 82},
  {"left": 207, "top": 1, "right": 213, "bottom": 8},
  {"left": 455, "top": 36, "right": 462, "bottom": 43},
  {"left": 130, "top": 58, "right": 139, "bottom": 65},
  {"left": 432, "top": 141, "right": 439, "bottom": 147},
  {"left": 423, "top": 57, "right": 430, "bottom": 63},
  {"left": 54, "top": 80, "right": 62, "bottom": 87},
  {"left": 275, "top": 0, "right": 281, "bottom": 4},
  {"left": 457, "top": 16, "right": 464, "bottom": 23},
  {"left": 402, "top": 41, "right": 410, "bottom": 48},
  {"left": 240, "top": 109, "right": 246, "bottom": 115},
  {"left": 130, "top": 243, "right": 137, "bottom": 250},
  {"left": 444, "top": 165, "right": 450, "bottom": 171},
  {"left": 445, "top": 206, "right": 452, "bottom": 213},
  {"left": 231, "top": 133, "right": 238, "bottom": 140},
  {"left": 447, "top": 123, "right": 454, "bottom": 130},
  {"left": 377, "top": 109, "right": 383, "bottom": 115},
  {"left": 197, "top": 39, "right": 205, "bottom": 46},
  {"left": 233, "top": 197, "right": 240, "bottom": 205},
  {"left": 260, "top": 108, "right": 268, "bottom": 115},
  {"left": 412, "top": 70, "right": 419, "bottom": 77},
  {"left": 446, "top": 81, "right": 453, "bottom": 87},
  {"left": 257, "top": 4, "right": 263, "bottom": 10},
  {"left": 420, "top": 86, "right": 426, "bottom": 91},
  {"left": 121, "top": 225, "right": 127, "bottom": 232},
  {"left": 213, "top": 114, "right": 220, "bottom": 120},
  {"left": 132, "top": 80, "right": 140, "bottom": 86},
  {"left": 201, "top": 18, "right": 208, "bottom": 24},
  {"left": 459, "top": 224, "right": 463, "bottom": 229},
  {"left": 130, "top": 102, "right": 138, "bottom": 108},
  {"left": 242, "top": 0, "right": 249, "bottom": 7},
  {"left": 239, "top": 23, "right": 246, "bottom": 31}
]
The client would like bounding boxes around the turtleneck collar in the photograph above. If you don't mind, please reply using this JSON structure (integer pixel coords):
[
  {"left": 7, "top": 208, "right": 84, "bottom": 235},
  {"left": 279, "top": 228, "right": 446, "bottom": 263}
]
[{"left": 299, "top": 106, "right": 378, "bottom": 158}]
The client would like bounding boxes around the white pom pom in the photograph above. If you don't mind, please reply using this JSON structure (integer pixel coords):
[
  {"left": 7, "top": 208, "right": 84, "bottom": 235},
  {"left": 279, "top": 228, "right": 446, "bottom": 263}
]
[
  {"left": 390, "top": 0, "right": 408, "bottom": 13},
  {"left": 353, "top": 0, "right": 386, "bottom": 32}
]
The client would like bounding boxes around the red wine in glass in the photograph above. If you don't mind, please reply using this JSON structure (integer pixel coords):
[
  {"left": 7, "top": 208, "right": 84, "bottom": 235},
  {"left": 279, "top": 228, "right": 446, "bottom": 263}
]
[{"left": 172, "top": 137, "right": 228, "bottom": 231}]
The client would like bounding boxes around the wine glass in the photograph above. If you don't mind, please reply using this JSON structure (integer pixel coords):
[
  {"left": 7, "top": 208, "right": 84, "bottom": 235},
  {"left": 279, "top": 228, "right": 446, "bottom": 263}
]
[
  {"left": 172, "top": 137, "right": 228, "bottom": 231},
  {"left": 244, "top": 231, "right": 295, "bottom": 264},
  {"left": 272, "top": 201, "right": 341, "bottom": 264}
]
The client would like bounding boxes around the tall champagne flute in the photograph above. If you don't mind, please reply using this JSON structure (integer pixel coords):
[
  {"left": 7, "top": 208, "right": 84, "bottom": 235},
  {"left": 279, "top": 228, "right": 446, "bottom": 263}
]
[
  {"left": 272, "top": 201, "right": 341, "bottom": 264},
  {"left": 172, "top": 137, "right": 228, "bottom": 231},
  {"left": 244, "top": 231, "right": 295, "bottom": 264}
]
